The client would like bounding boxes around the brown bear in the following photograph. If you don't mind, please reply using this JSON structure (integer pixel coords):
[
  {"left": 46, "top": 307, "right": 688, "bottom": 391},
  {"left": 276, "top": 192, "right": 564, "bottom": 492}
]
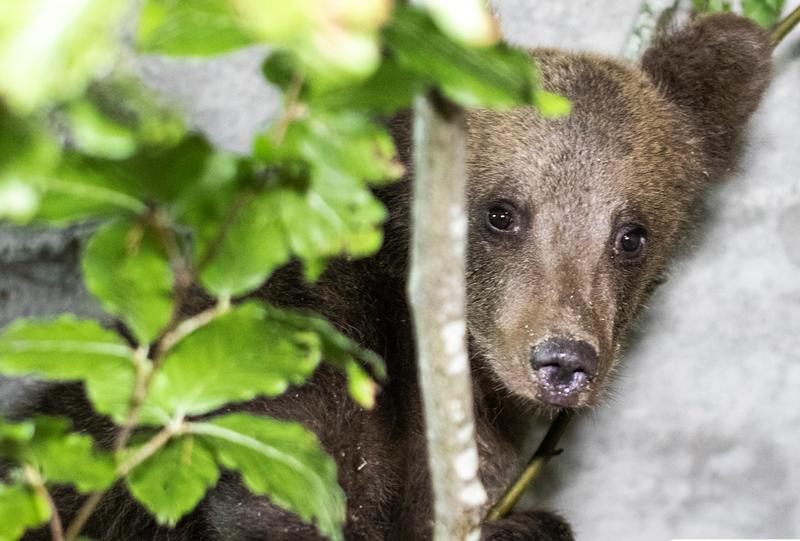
[{"left": 20, "top": 12, "right": 773, "bottom": 541}]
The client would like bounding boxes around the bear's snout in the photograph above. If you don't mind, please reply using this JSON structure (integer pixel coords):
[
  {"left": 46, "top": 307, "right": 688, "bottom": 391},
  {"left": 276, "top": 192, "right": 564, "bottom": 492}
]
[{"left": 530, "top": 338, "right": 598, "bottom": 407}]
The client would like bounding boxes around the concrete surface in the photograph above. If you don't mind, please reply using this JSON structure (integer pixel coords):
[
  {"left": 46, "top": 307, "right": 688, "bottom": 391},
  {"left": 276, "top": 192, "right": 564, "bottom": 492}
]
[{"left": 0, "top": 1, "right": 797, "bottom": 540}]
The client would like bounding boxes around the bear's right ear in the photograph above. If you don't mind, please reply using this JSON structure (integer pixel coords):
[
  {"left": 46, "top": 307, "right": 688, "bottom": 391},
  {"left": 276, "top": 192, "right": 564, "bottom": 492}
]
[{"left": 641, "top": 13, "right": 772, "bottom": 174}]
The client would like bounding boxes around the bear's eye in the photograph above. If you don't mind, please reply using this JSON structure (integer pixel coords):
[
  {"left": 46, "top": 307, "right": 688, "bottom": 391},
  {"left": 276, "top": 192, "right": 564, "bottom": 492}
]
[
  {"left": 486, "top": 202, "right": 517, "bottom": 233},
  {"left": 614, "top": 224, "right": 647, "bottom": 260}
]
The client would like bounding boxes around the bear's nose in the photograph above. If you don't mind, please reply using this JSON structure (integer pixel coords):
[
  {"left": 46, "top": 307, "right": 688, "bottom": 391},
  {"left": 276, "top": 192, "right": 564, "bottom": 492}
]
[{"left": 530, "top": 338, "right": 598, "bottom": 393}]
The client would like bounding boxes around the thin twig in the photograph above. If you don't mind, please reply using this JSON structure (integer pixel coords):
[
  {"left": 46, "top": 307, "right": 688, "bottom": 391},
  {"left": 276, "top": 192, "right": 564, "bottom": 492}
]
[
  {"left": 63, "top": 491, "right": 103, "bottom": 541},
  {"left": 772, "top": 3, "right": 800, "bottom": 46},
  {"left": 117, "top": 421, "right": 184, "bottom": 477},
  {"left": 271, "top": 71, "right": 306, "bottom": 147},
  {"left": 64, "top": 422, "right": 183, "bottom": 541},
  {"left": 112, "top": 345, "right": 152, "bottom": 451},
  {"left": 23, "top": 465, "right": 65, "bottom": 541},
  {"left": 159, "top": 298, "right": 231, "bottom": 355},
  {"left": 485, "top": 410, "right": 575, "bottom": 522}
]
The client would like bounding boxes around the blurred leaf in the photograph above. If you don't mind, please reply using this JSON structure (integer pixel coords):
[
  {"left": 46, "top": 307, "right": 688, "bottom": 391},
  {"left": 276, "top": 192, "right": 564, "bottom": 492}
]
[
  {"left": 190, "top": 413, "right": 345, "bottom": 541},
  {"left": 82, "top": 219, "right": 174, "bottom": 344},
  {"left": 0, "top": 420, "right": 34, "bottom": 447},
  {"left": 310, "top": 56, "right": 421, "bottom": 114},
  {"left": 692, "top": 0, "right": 732, "bottom": 12},
  {"left": 0, "top": 108, "right": 60, "bottom": 222},
  {"left": 273, "top": 113, "right": 404, "bottom": 183},
  {"left": 63, "top": 135, "right": 215, "bottom": 205},
  {"left": 418, "top": 0, "right": 500, "bottom": 46},
  {"left": 33, "top": 135, "right": 217, "bottom": 223},
  {"left": 262, "top": 50, "right": 303, "bottom": 92},
  {"left": 0, "top": 317, "right": 135, "bottom": 423},
  {"left": 0, "top": 0, "right": 127, "bottom": 113},
  {"left": 0, "top": 483, "right": 50, "bottom": 541},
  {"left": 197, "top": 188, "right": 291, "bottom": 297},
  {"left": 260, "top": 305, "right": 384, "bottom": 408},
  {"left": 384, "top": 6, "right": 538, "bottom": 109},
  {"left": 127, "top": 436, "right": 219, "bottom": 526},
  {"left": 0, "top": 180, "right": 39, "bottom": 223},
  {"left": 742, "top": 0, "right": 785, "bottom": 27},
  {"left": 137, "top": 0, "right": 255, "bottom": 56},
  {"left": 142, "top": 303, "right": 321, "bottom": 423},
  {"left": 5, "top": 417, "right": 117, "bottom": 493},
  {"left": 533, "top": 90, "right": 572, "bottom": 118},
  {"left": 63, "top": 100, "right": 138, "bottom": 160},
  {"left": 83, "top": 76, "right": 186, "bottom": 148}
]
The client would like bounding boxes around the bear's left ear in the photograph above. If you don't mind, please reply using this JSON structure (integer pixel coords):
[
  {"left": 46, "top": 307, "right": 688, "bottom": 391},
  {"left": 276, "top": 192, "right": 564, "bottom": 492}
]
[{"left": 641, "top": 13, "right": 772, "bottom": 174}]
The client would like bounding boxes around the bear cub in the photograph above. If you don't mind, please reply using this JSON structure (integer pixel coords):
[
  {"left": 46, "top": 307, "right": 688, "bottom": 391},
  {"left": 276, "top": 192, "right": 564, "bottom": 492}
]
[{"left": 23, "top": 12, "right": 773, "bottom": 541}]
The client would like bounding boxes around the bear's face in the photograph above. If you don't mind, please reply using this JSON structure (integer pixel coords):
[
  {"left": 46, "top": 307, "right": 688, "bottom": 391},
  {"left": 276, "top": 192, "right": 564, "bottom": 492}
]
[{"left": 462, "top": 14, "right": 772, "bottom": 410}]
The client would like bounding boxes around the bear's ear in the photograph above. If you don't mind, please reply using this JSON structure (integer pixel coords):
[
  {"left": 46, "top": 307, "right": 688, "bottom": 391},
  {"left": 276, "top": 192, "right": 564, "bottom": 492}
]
[{"left": 641, "top": 13, "right": 772, "bottom": 172}]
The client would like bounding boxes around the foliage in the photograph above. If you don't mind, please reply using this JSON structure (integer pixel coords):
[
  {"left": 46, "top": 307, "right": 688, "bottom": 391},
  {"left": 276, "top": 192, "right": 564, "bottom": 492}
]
[
  {"left": 0, "top": 1, "right": 562, "bottom": 540},
  {"left": 693, "top": 0, "right": 786, "bottom": 27}
]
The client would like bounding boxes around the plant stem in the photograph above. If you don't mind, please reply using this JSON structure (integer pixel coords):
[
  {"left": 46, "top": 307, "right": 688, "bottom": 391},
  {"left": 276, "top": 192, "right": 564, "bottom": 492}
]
[
  {"left": 23, "top": 465, "right": 64, "bottom": 541},
  {"left": 271, "top": 71, "right": 306, "bottom": 146},
  {"left": 113, "top": 345, "right": 151, "bottom": 451},
  {"left": 772, "top": 3, "right": 800, "bottom": 46},
  {"left": 63, "top": 492, "right": 103, "bottom": 541},
  {"left": 117, "top": 422, "right": 184, "bottom": 477},
  {"left": 159, "top": 298, "right": 231, "bottom": 354},
  {"left": 64, "top": 422, "right": 183, "bottom": 541},
  {"left": 485, "top": 410, "right": 574, "bottom": 522}
]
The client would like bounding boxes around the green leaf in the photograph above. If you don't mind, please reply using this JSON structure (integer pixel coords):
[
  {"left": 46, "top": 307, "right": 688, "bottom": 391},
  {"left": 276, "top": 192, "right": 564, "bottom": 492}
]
[
  {"left": 63, "top": 100, "right": 138, "bottom": 160},
  {"left": 23, "top": 417, "right": 115, "bottom": 493},
  {"left": 126, "top": 436, "right": 219, "bottom": 526},
  {"left": 275, "top": 113, "right": 404, "bottom": 183},
  {"left": 0, "top": 108, "right": 60, "bottom": 223},
  {"left": 82, "top": 220, "right": 174, "bottom": 344},
  {"left": 190, "top": 414, "right": 345, "bottom": 541},
  {"left": 0, "top": 0, "right": 127, "bottom": 113},
  {"left": 259, "top": 305, "right": 384, "bottom": 408},
  {"left": 198, "top": 165, "right": 387, "bottom": 296},
  {"left": 309, "top": 56, "right": 422, "bottom": 115},
  {"left": 137, "top": 0, "right": 254, "bottom": 56},
  {"left": 0, "top": 483, "right": 50, "bottom": 541},
  {"left": 0, "top": 179, "right": 40, "bottom": 223},
  {"left": 82, "top": 76, "right": 186, "bottom": 149},
  {"left": 65, "top": 135, "right": 215, "bottom": 205},
  {"left": 534, "top": 90, "right": 572, "bottom": 118},
  {"left": 384, "top": 6, "right": 538, "bottom": 109},
  {"left": 692, "top": 0, "right": 733, "bottom": 12},
  {"left": 280, "top": 173, "right": 387, "bottom": 279},
  {"left": 34, "top": 154, "right": 148, "bottom": 223},
  {"left": 742, "top": 0, "right": 785, "bottom": 27},
  {"left": 141, "top": 303, "right": 321, "bottom": 423},
  {"left": 197, "top": 188, "right": 291, "bottom": 298},
  {"left": 262, "top": 50, "right": 304, "bottom": 93},
  {"left": 0, "top": 317, "right": 135, "bottom": 423}
]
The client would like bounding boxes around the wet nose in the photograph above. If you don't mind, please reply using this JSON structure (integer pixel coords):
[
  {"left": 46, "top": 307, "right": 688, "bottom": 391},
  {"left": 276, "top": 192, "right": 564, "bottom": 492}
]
[{"left": 530, "top": 338, "right": 598, "bottom": 389}]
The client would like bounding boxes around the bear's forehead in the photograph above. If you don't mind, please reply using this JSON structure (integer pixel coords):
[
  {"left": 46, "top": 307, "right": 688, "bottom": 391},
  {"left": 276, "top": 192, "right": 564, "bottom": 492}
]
[{"left": 465, "top": 50, "right": 704, "bottom": 218}]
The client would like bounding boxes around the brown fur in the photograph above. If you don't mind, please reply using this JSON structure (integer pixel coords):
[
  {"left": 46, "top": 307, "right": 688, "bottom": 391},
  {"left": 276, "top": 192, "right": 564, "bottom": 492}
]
[{"left": 16, "top": 13, "right": 772, "bottom": 541}]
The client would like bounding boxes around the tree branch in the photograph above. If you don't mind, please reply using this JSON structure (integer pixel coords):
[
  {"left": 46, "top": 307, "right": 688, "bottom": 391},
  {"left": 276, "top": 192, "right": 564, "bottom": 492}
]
[
  {"left": 772, "top": 3, "right": 800, "bottom": 46},
  {"left": 408, "top": 89, "right": 486, "bottom": 541},
  {"left": 485, "top": 410, "right": 574, "bottom": 521}
]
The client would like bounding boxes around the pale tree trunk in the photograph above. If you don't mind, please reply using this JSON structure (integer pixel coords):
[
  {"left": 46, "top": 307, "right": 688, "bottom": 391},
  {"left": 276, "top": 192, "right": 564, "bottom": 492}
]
[{"left": 408, "top": 90, "right": 487, "bottom": 541}]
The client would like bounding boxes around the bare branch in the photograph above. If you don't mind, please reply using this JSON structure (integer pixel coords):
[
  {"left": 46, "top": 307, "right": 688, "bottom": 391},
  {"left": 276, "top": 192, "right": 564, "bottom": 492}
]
[
  {"left": 485, "top": 411, "right": 574, "bottom": 521},
  {"left": 408, "top": 90, "right": 486, "bottom": 541}
]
